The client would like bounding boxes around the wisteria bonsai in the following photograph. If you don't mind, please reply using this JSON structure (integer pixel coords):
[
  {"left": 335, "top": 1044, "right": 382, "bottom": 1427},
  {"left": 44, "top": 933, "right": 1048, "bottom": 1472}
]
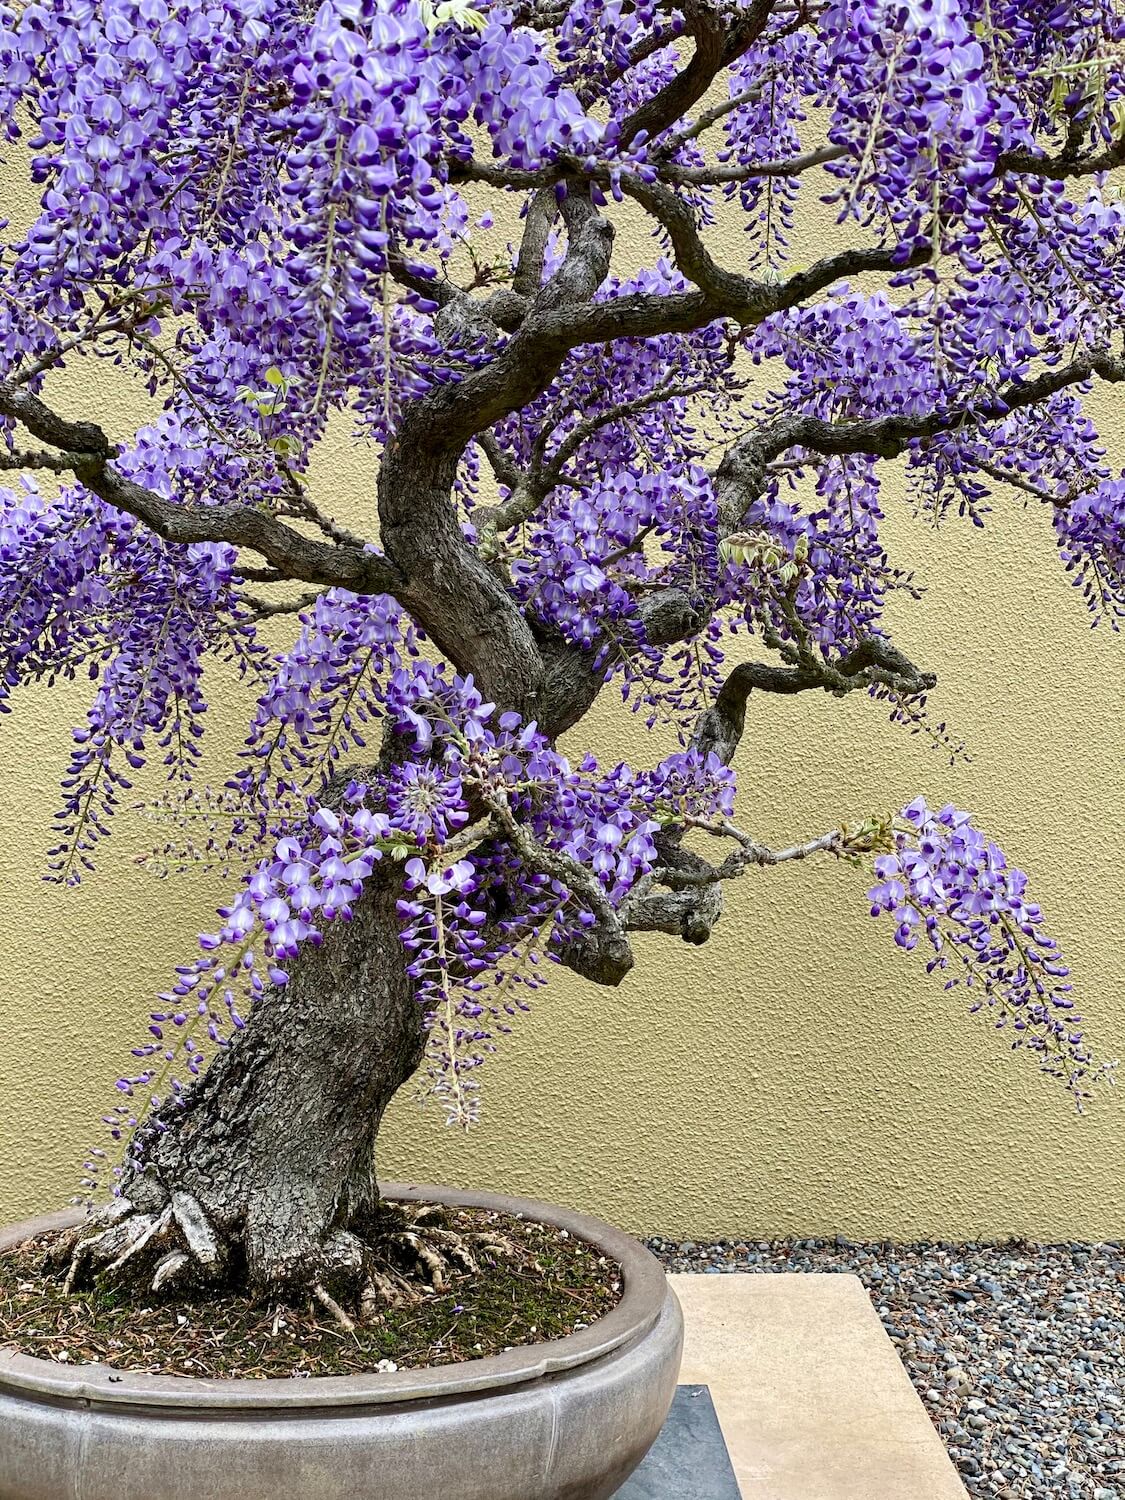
[{"left": 0, "top": 0, "right": 1120, "bottom": 1312}]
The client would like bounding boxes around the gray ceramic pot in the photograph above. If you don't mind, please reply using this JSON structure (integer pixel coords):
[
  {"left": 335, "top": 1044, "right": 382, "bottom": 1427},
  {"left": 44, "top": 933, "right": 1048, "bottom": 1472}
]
[{"left": 0, "top": 1182, "right": 682, "bottom": 1500}]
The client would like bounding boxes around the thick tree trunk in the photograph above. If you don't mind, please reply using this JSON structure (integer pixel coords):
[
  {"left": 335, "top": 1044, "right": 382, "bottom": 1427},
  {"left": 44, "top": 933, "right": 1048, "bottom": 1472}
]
[{"left": 113, "top": 866, "right": 426, "bottom": 1294}]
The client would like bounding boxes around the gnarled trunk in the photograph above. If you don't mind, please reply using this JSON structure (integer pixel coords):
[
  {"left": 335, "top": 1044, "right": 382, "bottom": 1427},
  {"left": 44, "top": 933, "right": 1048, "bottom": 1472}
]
[{"left": 112, "top": 865, "right": 425, "bottom": 1294}]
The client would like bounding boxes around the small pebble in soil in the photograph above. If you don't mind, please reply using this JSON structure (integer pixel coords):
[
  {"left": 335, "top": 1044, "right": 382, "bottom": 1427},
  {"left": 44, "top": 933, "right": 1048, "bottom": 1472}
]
[{"left": 647, "top": 1236, "right": 1124, "bottom": 1500}]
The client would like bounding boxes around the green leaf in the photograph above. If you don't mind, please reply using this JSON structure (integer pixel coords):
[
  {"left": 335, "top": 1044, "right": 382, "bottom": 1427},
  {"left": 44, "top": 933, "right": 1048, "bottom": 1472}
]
[{"left": 422, "top": 0, "right": 487, "bottom": 34}]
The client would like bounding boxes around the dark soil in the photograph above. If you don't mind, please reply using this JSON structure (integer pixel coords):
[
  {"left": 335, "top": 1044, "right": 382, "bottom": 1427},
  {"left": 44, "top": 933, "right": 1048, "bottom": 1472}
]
[{"left": 0, "top": 1206, "right": 621, "bottom": 1379}]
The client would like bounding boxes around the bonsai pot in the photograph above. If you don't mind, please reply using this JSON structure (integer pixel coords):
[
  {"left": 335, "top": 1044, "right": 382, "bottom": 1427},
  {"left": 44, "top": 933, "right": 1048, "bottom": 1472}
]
[{"left": 0, "top": 1182, "right": 683, "bottom": 1500}]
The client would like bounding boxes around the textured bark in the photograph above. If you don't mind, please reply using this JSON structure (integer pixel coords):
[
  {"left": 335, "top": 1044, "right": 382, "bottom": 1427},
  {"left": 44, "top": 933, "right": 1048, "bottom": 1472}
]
[
  {"left": 378, "top": 440, "right": 546, "bottom": 713},
  {"left": 117, "top": 867, "right": 425, "bottom": 1292}
]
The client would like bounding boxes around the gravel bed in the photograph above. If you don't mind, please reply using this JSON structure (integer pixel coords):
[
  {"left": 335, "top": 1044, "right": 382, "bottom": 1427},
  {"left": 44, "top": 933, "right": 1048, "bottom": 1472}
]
[{"left": 648, "top": 1236, "right": 1124, "bottom": 1500}]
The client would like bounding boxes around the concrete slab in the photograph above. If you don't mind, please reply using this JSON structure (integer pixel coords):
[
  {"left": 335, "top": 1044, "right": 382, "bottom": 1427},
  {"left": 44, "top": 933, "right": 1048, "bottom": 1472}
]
[{"left": 668, "top": 1273, "right": 969, "bottom": 1500}]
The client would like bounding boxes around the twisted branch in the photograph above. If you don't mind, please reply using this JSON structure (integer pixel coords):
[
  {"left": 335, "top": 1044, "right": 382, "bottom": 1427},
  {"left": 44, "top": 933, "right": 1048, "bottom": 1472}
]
[{"left": 0, "top": 381, "right": 403, "bottom": 597}]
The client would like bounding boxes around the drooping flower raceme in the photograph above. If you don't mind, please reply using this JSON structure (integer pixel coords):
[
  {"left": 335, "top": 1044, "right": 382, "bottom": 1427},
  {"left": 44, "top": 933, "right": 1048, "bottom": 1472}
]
[
  {"left": 870, "top": 799, "right": 1107, "bottom": 1104},
  {"left": 109, "top": 681, "right": 740, "bottom": 1145},
  {"left": 1055, "top": 479, "right": 1125, "bottom": 625}
]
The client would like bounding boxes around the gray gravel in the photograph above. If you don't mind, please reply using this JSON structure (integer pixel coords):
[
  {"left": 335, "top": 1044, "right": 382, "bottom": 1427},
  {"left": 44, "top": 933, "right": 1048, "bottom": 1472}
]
[{"left": 648, "top": 1236, "right": 1124, "bottom": 1499}]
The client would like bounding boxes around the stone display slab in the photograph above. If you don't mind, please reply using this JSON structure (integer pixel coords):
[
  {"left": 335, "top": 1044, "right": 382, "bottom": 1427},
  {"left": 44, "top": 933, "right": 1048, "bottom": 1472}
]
[
  {"left": 613, "top": 1384, "right": 742, "bottom": 1498},
  {"left": 656, "top": 1274, "right": 969, "bottom": 1500}
]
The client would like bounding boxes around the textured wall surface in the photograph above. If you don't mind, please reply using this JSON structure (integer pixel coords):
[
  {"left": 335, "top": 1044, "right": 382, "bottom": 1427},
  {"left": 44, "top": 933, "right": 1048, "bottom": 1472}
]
[{"left": 1, "top": 163, "right": 1123, "bottom": 1242}]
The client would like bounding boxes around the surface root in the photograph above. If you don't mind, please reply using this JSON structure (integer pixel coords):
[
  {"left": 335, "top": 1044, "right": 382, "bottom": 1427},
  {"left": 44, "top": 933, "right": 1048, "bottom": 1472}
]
[{"left": 55, "top": 1198, "right": 519, "bottom": 1322}]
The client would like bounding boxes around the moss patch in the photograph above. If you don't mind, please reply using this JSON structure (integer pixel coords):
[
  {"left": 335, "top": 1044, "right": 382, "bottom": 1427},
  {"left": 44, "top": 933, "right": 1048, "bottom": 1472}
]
[{"left": 0, "top": 1205, "right": 622, "bottom": 1379}]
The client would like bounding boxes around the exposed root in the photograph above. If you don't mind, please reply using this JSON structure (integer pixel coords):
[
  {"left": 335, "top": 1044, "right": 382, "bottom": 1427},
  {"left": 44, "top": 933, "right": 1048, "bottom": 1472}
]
[
  {"left": 362, "top": 1265, "right": 424, "bottom": 1314},
  {"left": 470, "top": 1231, "right": 520, "bottom": 1260},
  {"left": 59, "top": 1191, "right": 225, "bottom": 1300},
  {"left": 52, "top": 1197, "right": 533, "bottom": 1326},
  {"left": 396, "top": 1231, "right": 449, "bottom": 1292},
  {"left": 39, "top": 1225, "right": 84, "bottom": 1273},
  {"left": 40, "top": 1198, "right": 133, "bottom": 1275},
  {"left": 313, "top": 1283, "right": 356, "bottom": 1334},
  {"left": 170, "top": 1192, "right": 222, "bottom": 1270},
  {"left": 362, "top": 1208, "right": 520, "bottom": 1303},
  {"left": 106, "top": 1207, "right": 173, "bottom": 1275},
  {"left": 151, "top": 1250, "right": 190, "bottom": 1293},
  {"left": 422, "top": 1227, "right": 479, "bottom": 1275},
  {"left": 365, "top": 1203, "right": 525, "bottom": 1294},
  {"left": 63, "top": 1219, "right": 149, "bottom": 1296}
]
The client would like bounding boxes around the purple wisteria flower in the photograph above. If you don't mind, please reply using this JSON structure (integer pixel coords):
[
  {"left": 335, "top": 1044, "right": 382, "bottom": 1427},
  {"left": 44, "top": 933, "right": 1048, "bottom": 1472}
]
[{"left": 870, "top": 799, "right": 1104, "bottom": 1102}]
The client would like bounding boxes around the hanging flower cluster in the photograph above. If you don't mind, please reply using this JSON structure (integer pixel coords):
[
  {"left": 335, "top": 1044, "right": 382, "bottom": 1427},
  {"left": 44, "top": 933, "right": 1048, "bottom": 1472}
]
[
  {"left": 109, "top": 657, "right": 737, "bottom": 1142},
  {"left": 823, "top": 0, "right": 998, "bottom": 252},
  {"left": 0, "top": 474, "right": 257, "bottom": 881},
  {"left": 870, "top": 799, "right": 1110, "bottom": 1104},
  {"left": 720, "top": 30, "right": 825, "bottom": 268},
  {"left": 1054, "top": 477, "right": 1125, "bottom": 623}
]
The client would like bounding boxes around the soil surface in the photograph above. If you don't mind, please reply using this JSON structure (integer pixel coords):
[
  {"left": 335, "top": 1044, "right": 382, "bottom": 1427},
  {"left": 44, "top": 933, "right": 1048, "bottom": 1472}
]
[{"left": 0, "top": 1206, "right": 621, "bottom": 1379}]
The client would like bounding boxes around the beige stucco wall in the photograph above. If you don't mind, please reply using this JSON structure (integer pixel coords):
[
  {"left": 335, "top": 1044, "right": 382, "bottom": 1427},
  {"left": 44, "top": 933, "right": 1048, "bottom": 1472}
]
[{"left": 1, "top": 160, "right": 1123, "bottom": 1243}]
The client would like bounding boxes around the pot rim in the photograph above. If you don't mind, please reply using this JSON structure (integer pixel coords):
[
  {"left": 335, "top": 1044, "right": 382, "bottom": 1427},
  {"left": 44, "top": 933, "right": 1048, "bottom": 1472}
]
[{"left": 0, "top": 1181, "right": 667, "bottom": 1411}]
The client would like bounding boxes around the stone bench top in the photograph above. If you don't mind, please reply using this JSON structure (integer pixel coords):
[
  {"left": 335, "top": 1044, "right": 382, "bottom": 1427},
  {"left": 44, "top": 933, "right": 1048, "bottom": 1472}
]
[{"left": 655, "top": 1272, "right": 969, "bottom": 1500}]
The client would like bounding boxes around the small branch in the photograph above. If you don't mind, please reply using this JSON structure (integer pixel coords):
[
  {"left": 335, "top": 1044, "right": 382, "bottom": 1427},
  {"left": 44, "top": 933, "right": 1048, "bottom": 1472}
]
[
  {"left": 7, "top": 297, "right": 142, "bottom": 388},
  {"left": 662, "top": 142, "right": 847, "bottom": 184},
  {"left": 601, "top": 521, "right": 659, "bottom": 570},
  {"left": 512, "top": 186, "right": 559, "bottom": 299},
  {"left": 618, "top": 171, "right": 929, "bottom": 320},
  {"left": 617, "top": 0, "right": 778, "bottom": 152},
  {"left": 540, "top": 379, "right": 712, "bottom": 489},
  {"left": 655, "top": 79, "right": 774, "bottom": 157},
  {"left": 388, "top": 243, "right": 528, "bottom": 336},
  {"left": 568, "top": 349, "right": 1123, "bottom": 680},
  {"left": 245, "top": 588, "right": 326, "bottom": 618},
  {"left": 0, "top": 447, "right": 91, "bottom": 475},
  {"left": 998, "top": 134, "right": 1125, "bottom": 179},
  {"left": 448, "top": 157, "right": 561, "bottom": 191},
  {"left": 662, "top": 819, "right": 850, "bottom": 887},
  {"left": 967, "top": 454, "right": 1074, "bottom": 507},
  {"left": 475, "top": 431, "right": 527, "bottom": 493},
  {"left": 744, "top": 353, "right": 1125, "bottom": 471},
  {"left": 578, "top": 23, "right": 683, "bottom": 107},
  {"left": 0, "top": 381, "right": 404, "bottom": 597},
  {"left": 692, "top": 638, "right": 934, "bottom": 764},
  {"left": 620, "top": 809, "right": 879, "bottom": 947},
  {"left": 278, "top": 479, "right": 376, "bottom": 551}
]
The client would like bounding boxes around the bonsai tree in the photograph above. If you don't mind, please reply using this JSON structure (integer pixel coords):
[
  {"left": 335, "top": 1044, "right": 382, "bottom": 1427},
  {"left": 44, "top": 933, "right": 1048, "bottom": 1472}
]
[{"left": 0, "top": 0, "right": 1119, "bottom": 1311}]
